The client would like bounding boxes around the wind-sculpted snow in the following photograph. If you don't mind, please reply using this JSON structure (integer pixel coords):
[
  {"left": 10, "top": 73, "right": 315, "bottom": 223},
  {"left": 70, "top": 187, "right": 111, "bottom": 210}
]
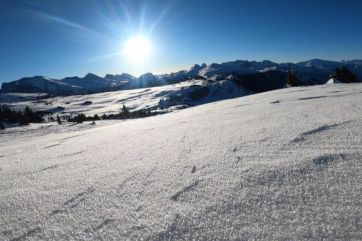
[{"left": 0, "top": 84, "right": 362, "bottom": 240}]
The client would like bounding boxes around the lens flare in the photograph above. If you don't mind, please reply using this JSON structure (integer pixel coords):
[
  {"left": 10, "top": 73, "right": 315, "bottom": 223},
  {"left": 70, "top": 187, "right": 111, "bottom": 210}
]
[{"left": 123, "top": 35, "right": 152, "bottom": 64}]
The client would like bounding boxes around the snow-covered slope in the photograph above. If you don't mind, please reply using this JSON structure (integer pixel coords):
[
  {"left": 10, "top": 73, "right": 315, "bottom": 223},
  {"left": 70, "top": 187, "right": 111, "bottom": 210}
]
[
  {"left": 0, "top": 79, "right": 253, "bottom": 117},
  {"left": 0, "top": 93, "right": 49, "bottom": 103},
  {"left": 1, "top": 84, "right": 361, "bottom": 240}
]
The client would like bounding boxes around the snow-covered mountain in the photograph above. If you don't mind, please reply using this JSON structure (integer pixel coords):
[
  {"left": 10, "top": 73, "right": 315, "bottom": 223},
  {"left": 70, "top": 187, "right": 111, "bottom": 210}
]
[
  {"left": 343, "top": 60, "right": 362, "bottom": 78},
  {"left": 1, "top": 84, "right": 361, "bottom": 240},
  {"left": 198, "top": 60, "right": 277, "bottom": 77},
  {"left": 1, "top": 59, "right": 361, "bottom": 95},
  {"left": 297, "top": 59, "right": 342, "bottom": 70},
  {"left": 61, "top": 73, "right": 113, "bottom": 92},
  {"left": 104, "top": 73, "right": 136, "bottom": 82},
  {"left": 0, "top": 76, "right": 84, "bottom": 95},
  {"left": 1, "top": 73, "right": 136, "bottom": 95}
]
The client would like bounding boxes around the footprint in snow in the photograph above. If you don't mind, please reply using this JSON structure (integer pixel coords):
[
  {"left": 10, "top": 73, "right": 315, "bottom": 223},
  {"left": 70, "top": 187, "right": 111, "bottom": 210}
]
[
  {"left": 40, "top": 164, "right": 59, "bottom": 171},
  {"left": 291, "top": 123, "right": 344, "bottom": 143},
  {"left": 170, "top": 180, "right": 200, "bottom": 201},
  {"left": 297, "top": 95, "right": 326, "bottom": 101},
  {"left": 51, "top": 187, "right": 95, "bottom": 215},
  {"left": 312, "top": 153, "right": 347, "bottom": 169},
  {"left": 85, "top": 218, "right": 116, "bottom": 233},
  {"left": 43, "top": 143, "right": 60, "bottom": 149},
  {"left": 10, "top": 227, "right": 42, "bottom": 241}
]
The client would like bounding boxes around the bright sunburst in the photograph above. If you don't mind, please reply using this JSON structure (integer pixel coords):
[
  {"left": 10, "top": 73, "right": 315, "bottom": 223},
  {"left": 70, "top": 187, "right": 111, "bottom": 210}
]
[{"left": 123, "top": 35, "right": 152, "bottom": 64}]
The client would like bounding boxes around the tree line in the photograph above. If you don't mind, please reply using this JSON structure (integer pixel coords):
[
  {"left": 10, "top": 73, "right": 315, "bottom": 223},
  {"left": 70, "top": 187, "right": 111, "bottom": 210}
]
[
  {"left": 67, "top": 105, "right": 158, "bottom": 123},
  {"left": 0, "top": 104, "right": 158, "bottom": 129},
  {"left": 0, "top": 105, "right": 43, "bottom": 129}
]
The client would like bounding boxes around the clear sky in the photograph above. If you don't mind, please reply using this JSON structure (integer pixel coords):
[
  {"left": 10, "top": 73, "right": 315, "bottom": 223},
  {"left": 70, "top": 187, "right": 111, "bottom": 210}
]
[{"left": 1, "top": 0, "right": 362, "bottom": 83}]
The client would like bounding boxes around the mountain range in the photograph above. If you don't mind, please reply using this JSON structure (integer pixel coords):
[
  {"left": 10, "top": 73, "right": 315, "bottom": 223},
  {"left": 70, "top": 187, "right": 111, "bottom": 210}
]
[{"left": 1, "top": 59, "right": 362, "bottom": 95}]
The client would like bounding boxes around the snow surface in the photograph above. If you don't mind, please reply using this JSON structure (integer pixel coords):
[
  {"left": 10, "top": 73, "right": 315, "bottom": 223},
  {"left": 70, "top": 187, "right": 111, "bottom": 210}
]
[{"left": 1, "top": 84, "right": 362, "bottom": 240}]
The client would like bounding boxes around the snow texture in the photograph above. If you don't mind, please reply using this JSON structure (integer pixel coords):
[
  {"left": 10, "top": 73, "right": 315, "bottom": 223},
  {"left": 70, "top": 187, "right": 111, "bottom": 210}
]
[{"left": 1, "top": 84, "right": 362, "bottom": 240}]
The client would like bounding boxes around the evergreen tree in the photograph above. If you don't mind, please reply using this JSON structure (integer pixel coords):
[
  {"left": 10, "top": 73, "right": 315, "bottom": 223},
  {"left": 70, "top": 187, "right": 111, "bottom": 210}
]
[
  {"left": 56, "top": 115, "right": 62, "bottom": 125},
  {"left": 287, "top": 70, "right": 301, "bottom": 87},
  {"left": 122, "top": 104, "right": 129, "bottom": 113},
  {"left": 73, "top": 113, "right": 86, "bottom": 123},
  {"left": 93, "top": 114, "right": 100, "bottom": 120},
  {"left": 0, "top": 105, "right": 43, "bottom": 125},
  {"left": 121, "top": 104, "right": 130, "bottom": 118},
  {"left": 24, "top": 106, "right": 43, "bottom": 123},
  {"left": 333, "top": 66, "right": 358, "bottom": 83}
]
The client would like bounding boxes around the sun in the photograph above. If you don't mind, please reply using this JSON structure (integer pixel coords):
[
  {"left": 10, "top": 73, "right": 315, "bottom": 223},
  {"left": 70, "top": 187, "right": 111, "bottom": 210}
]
[{"left": 123, "top": 35, "right": 152, "bottom": 64}]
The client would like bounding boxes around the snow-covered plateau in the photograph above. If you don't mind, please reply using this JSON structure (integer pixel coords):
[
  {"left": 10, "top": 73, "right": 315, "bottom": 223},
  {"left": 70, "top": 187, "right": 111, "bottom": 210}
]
[{"left": 1, "top": 83, "right": 362, "bottom": 240}]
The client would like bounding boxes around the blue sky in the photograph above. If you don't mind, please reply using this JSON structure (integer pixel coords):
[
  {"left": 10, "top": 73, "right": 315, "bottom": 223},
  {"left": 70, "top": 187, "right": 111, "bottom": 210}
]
[{"left": 1, "top": 0, "right": 362, "bottom": 82}]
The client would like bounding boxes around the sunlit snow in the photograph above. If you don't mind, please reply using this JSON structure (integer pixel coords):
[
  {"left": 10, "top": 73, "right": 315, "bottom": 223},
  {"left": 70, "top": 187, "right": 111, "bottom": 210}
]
[{"left": 1, "top": 84, "right": 361, "bottom": 240}]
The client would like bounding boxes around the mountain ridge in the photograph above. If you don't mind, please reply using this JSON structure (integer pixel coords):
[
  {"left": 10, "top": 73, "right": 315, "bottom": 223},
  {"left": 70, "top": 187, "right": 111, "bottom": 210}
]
[{"left": 1, "top": 59, "right": 361, "bottom": 95}]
